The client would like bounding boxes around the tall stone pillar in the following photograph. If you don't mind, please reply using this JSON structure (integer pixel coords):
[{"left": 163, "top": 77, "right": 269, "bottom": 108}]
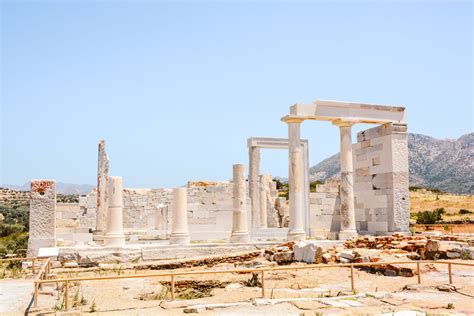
[
  {"left": 104, "top": 176, "right": 125, "bottom": 247},
  {"left": 248, "top": 146, "right": 260, "bottom": 229},
  {"left": 334, "top": 120, "right": 358, "bottom": 240},
  {"left": 287, "top": 120, "right": 305, "bottom": 241},
  {"left": 258, "top": 175, "right": 268, "bottom": 228},
  {"left": 27, "top": 180, "right": 56, "bottom": 256},
  {"left": 230, "top": 164, "right": 250, "bottom": 243},
  {"left": 170, "top": 188, "right": 190, "bottom": 245},
  {"left": 96, "top": 139, "right": 109, "bottom": 235}
]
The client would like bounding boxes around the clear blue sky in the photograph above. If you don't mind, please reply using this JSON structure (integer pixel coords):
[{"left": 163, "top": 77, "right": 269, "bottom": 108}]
[{"left": 1, "top": 1, "right": 472, "bottom": 188}]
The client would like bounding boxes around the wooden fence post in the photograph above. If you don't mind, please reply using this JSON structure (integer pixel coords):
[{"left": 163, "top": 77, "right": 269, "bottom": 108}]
[
  {"left": 171, "top": 275, "right": 175, "bottom": 300},
  {"left": 32, "top": 258, "right": 36, "bottom": 275},
  {"left": 261, "top": 271, "right": 265, "bottom": 298},
  {"left": 448, "top": 263, "right": 452, "bottom": 284},
  {"left": 64, "top": 281, "right": 69, "bottom": 311},
  {"left": 350, "top": 265, "right": 355, "bottom": 292},
  {"left": 417, "top": 262, "right": 421, "bottom": 284},
  {"left": 34, "top": 282, "right": 38, "bottom": 308}
]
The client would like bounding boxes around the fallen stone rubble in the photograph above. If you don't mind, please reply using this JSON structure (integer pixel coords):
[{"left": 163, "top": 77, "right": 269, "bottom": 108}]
[
  {"left": 344, "top": 234, "right": 474, "bottom": 260},
  {"left": 263, "top": 233, "right": 474, "bottom": 277}
]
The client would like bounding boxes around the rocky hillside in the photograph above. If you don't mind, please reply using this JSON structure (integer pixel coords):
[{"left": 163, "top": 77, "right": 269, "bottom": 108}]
[
  {"left": 309, "top": 133, "right": 474, "bottom": 194},
  {"left": 0, "top": 182, "right": 94, "bottom": 195}
]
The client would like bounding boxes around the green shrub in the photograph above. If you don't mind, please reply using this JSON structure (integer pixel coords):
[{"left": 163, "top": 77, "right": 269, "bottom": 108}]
[
  {"left": 0, "top": 232, "right": 28, "bottom": 257},
  {"left": 415, "top": 208, "right": 444, "bottom": 224},
  {"left": 459, "top": 209, "right": 472, "bottom": 215},
  {"left": 310, "top": 180, "right": 323, "bottom": 193},
  {"left": 0, "top": 223, "right": 25, "bottom": 238}
]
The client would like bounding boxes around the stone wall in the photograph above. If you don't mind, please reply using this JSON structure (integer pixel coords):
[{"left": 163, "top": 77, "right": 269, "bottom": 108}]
[
  {"left": 56, "top": 180, "right": 253, "bottom": 244},
  {"left": 308, "top": 179, "right": 341, "bottom": 239},
  {"left": 353, "top": 123, "right": 410, "bottom": 234}
]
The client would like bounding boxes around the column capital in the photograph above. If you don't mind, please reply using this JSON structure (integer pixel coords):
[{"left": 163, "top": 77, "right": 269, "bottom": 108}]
[
  {"left": 332, "top": 118, "right": 358, "bottom": 127},
  {"left": 281, "top": 115, "right": 305, "bottom": 124}
]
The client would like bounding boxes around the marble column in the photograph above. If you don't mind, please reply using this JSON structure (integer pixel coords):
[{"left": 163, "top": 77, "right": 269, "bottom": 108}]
[
  {"left": 230, "top": 164, "right": 250, "bottom": 243},
  {"left": 287, "top": 120, "right": 305, "bottom": 241},
  {"left": 104, "top": 176, "right": 125, "bottom": 247},
  {"left": 334, "top": 120, "right": 358, "bottom": 240},
  {"left": 96, "top": 139, "right": 109, "bottom": 235},
  {"left": 248, "top": 146, "right": 260, "bottom": 229},
  {"left": 258, "top": 175, "right": 268, "bottom": 228},
  {"left": 170, "top": 188, "right": 190, "bottom": 245}
]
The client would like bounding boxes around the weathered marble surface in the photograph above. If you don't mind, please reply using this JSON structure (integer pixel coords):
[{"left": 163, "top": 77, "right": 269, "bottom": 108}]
[{"left": 28, "top": 180, "right": 56, "bottom": 256}]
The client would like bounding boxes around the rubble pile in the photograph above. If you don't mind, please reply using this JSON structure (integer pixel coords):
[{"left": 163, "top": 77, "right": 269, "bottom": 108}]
[{"left": 344, "top": 234, "right": 474, "bottom": 260}]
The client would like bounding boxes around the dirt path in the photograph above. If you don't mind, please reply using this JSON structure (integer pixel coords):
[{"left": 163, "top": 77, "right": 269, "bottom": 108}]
[{"left": 0, "top": 278, "right": 33, "bottom": 315}]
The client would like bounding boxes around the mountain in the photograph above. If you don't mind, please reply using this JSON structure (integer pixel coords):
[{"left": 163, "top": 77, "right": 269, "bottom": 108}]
[
  {"left": 309, "top": 133, "right": 474, "bottom": 195},
  {"left": 0, "top": 182, "right": 95, "bottom": 195}
]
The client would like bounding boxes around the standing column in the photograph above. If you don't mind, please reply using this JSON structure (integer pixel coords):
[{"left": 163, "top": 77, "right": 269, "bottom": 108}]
[
  {"left": 258, "top": 175, "right": 268, "bottom": 228},
  {"left": 170, "top": 188, "right": 190, "bottom": 245},
  {"left": 249, "top": 146, "right": 260, "bottom": 229},
  {"left": 230, "top": 164, "right": 250, "bottom": 243},
  {"left": 96, "top": 139, "right": 109, "bottom": 235},
  {"left": 104, "top": 176, "right": 125, "bottom": 247},
  {"left": 287, "top": 119, "right": 305, "bottom": 241},
  {"left": 334, "top": 120, "right": 358, "bottom": 240}
]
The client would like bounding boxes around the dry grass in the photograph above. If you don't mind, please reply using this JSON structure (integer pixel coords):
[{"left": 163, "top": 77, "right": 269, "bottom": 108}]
[{"left": 410, "top": 190, "right": 474, "bottom": 219}]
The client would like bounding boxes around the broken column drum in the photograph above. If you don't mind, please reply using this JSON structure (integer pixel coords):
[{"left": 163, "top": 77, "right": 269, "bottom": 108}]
[
  {"left": 104, "top": 176, "right": 126, "bottom": 247},
  {"left": 170, "top": 187, "right": 190, "bottom": 245},
  {"left": 230, "top": 164, "right": 250, "bottom": 243},
  {"left": 287, "top": 120, "right": 306, "bottom": 241}
]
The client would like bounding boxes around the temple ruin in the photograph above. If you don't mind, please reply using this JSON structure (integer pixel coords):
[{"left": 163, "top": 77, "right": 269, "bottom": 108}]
[{"left": 27, "top": 99, "right": 410, "bottom": 259}]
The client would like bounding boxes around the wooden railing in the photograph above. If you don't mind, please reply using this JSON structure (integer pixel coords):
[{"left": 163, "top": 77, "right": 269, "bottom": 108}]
[
  {"left": 0, "top": 257, "right": 39, "bottom": 274},
  {"left": 33, "top": 258, "right": 52, "bottom": 308},
  {"left": 34, "top": 260, "right": 473, "bottom": 311}
]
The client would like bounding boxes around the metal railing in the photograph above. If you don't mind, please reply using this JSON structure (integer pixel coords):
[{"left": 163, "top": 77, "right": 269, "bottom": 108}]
[{"left": 33, "top": 260, "right": 473, "bottom": 311}]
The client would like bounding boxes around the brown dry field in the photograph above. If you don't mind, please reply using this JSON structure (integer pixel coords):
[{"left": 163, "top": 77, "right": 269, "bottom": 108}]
[{"left": 410, "top": 190, "right": 474, "bottom": 219}]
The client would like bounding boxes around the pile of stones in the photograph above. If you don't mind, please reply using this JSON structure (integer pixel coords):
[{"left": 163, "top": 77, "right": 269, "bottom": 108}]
[{"left": 344, "top": 234, "right": 474, "bottom": 260}]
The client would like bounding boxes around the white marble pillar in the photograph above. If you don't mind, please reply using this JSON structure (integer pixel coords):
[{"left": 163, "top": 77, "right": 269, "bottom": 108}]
[
  {"left": 104, "top": 176, "right": 125, "bottom": 247},
  {"left": 96, "top": 139, "right": 109, "bottom": 235},
  {"left": 258, "top": 174, "right": 268, "bottom": 228},
  {"left": 249, "top": 146, "right": 260, "bottom": 229},
  {"left": 170, "top": 188, "right": 190, "bottom": 245},
  {"left": 287, "top": 120, "right": 305, "bottom": 241},
  {"left": 230, "top": 164, "right": 250, "bottom": 243},
  {"left": 334, "top": 120, "right": 358, "bottom": 240}
]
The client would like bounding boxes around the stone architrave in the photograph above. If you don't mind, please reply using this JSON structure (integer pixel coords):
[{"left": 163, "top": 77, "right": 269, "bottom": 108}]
[
  {"left": 287, "top": 120, "right": 306, "bottom": 241},
  {"left": 27, "top": 180, "right": 56, "bottom": 256},
  {"left": 247, "top": 137, "right": 310, "bottom": 233},
  {"left": 230, "top": 164, "right": 250, "bottom": 243},
  {"left": 96, "top": 139, "right": 109, "bottom": 235},
  {"left": 104, "top": 176, "right": 125, "bottom": 247},
  {"left": 334, "top": 119, "right": 357, "bottom": 240},
  {"left": 170, "top": 188, "right": 190, "bottom": 245}
]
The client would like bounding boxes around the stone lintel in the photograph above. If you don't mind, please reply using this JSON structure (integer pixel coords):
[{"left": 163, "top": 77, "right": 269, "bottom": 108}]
[
  {"left": 282, "top": 99, "right": 406, "bottom": 125},
  {"left": 247, "top": 137, "right": 309, "bottom": 149}
]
